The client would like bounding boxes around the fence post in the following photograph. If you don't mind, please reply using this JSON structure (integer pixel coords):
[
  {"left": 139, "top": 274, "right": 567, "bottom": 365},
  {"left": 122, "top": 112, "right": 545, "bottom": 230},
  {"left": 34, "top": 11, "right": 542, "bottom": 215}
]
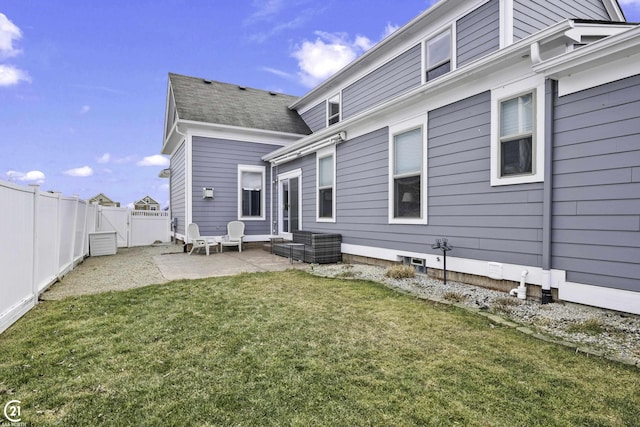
[
  {"left": 53, "top": 191, "right": 62, "bottom": 280},
  {"left": 69, "top": 195, "right": 79, "bottom": 266},
  {"left": 29, "top": 184, "right": 40, "bottom": 302}
]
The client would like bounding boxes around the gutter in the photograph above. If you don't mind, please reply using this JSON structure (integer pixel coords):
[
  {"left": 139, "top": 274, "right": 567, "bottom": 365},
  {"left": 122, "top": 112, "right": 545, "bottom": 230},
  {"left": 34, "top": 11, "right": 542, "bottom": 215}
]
[{"left": 267, "top": 20, "right": 577, "bottom": 165}]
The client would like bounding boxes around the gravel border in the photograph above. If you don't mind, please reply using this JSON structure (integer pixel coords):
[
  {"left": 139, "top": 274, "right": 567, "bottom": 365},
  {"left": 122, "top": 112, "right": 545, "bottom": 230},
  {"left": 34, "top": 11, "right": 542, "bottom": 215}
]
[{"left": 307, "top": 263, "right": 640, "bottom": 367}]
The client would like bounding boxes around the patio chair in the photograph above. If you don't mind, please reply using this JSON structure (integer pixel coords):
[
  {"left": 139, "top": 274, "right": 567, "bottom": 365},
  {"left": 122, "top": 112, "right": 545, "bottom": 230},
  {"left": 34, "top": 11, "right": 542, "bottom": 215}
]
[
  {"left": 187, "top": 223, "right": 217, "bottom": 256},
  {"left": 220, "top": 221, "right": 245, "bottom": 253}
]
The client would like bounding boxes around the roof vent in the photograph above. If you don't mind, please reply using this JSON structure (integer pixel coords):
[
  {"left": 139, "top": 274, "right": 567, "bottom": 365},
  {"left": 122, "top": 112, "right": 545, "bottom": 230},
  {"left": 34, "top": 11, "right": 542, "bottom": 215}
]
[
  {"left": 238, "top": 86, "right": 246, "bottom": 90},
  {"left": 269, "top": 91, "right": 277, "bottom": 96},
  {"left": 203, "top": 79, "right": 212, "bottom": 84}
]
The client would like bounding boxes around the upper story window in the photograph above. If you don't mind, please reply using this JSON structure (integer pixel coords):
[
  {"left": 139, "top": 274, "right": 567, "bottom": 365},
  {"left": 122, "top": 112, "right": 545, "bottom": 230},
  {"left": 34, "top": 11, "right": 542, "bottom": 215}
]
[
  {"left": 328, "top": 94, "right": 340, "bottom": 126},
  {"left": 490, "top": 76, "right": 545, "bottom": 186},
  {"left": 317, "top": 146, "right": 335, "bottom": 222},
  {"left": 238, "top": 165, "right": 265, "bottom": 220},
  {"left": 389, "top": 116, "right": 427, "bottom": 224},
  {"left": 426, "top": 29, "right": 451, "bottom": 81}
]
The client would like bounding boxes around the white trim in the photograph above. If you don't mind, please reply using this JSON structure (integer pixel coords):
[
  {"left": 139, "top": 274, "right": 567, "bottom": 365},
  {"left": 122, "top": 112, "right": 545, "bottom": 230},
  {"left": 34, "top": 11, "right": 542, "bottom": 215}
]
[
  {"left": 237, "top": 165, "right": 266, "bottom": 221},
  {"left": 560, "top": 282, "right": 640, "bottom": 315},
  {"left": 388, "top": 115, "right": 428, "bottom": 225},
  {"left": 490, "top": 75, "right": 545, "bottom": 186},
  {"left": 316, "top": 146, "right": 336, "bottom": 223},
  {"left": 423, "top": 24, "right": 456, "bottom": 83},
  {"left": 277, "top": 168, "right": 303, "bottom": 239},
  {"left": 327, "top": 93, "right": 341, "bottom": 127},
  {"left": 290, "top": 0, "right": 491, "bottom": 112},
  {"left": 186, "top": 133, "right": 193, "bottom": 228},
  {"left": 500, "top": 0, "right": 514, "bottom": 48},
  {"left": 556, "top": 54, "right": 640, "bottom": 96}
]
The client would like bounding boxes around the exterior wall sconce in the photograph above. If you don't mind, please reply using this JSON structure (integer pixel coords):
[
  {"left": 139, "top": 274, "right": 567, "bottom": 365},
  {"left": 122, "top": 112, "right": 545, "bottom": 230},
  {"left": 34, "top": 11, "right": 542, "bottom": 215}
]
[{"left": 202, "top": 187, "right": 214, "bottom": 199}]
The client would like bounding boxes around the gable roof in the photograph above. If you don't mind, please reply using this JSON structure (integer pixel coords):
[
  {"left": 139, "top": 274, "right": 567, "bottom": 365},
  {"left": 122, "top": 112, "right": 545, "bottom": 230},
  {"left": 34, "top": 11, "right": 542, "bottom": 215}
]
[
  {"left": 135, "top": 195, "right": 159, "bottom": 205},
  {"left": 168, "top": 73, "right": 311, "bottom": 135},
  {"left": 89, "top": 193, "right": 114, "bottom": 203}
]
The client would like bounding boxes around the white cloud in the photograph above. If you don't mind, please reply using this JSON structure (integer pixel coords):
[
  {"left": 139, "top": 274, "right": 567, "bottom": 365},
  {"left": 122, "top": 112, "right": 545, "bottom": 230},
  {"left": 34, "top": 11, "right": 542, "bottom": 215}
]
[
  {"left": 97, "top": 153, "right": 111, "bottom": 163},
  {"left": 0, "top": 64, "right": 30, "bottom": 86},
  {"left": 0, "top": 13, "right": 22, "bottom": 59},
  {"left": 79, "top": 105, "right": 91, "bottom": 115},
  {"left": 6, "top": 170, "right": 45, "bottom": 185},
  {"left": 63, "top": 166, "right": 93, "bottom": 177},
  {"left": 292, "top": 31, "right": 373, "bottom": 87},
  {"left": 137, "top": 154, "right": 169, "bottom": 167},
  {"left": 619, "top": 0, "right": 640, "bottom": 5},
  {"left": 382, "top": 23, "right": 400, "bottom": 39}
]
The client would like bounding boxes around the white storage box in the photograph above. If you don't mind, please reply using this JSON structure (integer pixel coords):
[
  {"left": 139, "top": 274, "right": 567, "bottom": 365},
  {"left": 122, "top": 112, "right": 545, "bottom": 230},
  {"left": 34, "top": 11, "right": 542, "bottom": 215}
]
[{"left": 89, "top": 231, "right": 118, "bottom": 256}]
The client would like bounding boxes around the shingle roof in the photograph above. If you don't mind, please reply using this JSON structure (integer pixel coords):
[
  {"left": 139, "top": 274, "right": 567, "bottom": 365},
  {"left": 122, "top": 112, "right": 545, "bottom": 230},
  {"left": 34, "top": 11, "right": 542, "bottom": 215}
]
[{"left": 169, "top": 73, "right": 311, "bottom": 135}]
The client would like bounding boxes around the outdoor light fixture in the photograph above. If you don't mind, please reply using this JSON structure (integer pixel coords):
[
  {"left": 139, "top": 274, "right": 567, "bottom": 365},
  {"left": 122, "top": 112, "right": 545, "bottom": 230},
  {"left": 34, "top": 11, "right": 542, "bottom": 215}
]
[
  {"left": 202, "top": 187, "right": 214, "bottom": 199},
  {"left": 432, "top": 238, "right": 453, "bottom": 285}
]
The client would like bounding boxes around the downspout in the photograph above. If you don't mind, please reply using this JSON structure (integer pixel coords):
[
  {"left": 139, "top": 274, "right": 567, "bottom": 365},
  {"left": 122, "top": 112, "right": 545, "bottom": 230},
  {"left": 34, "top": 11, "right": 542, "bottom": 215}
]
[{"left": 540, "top": 78, "right": 556, "bottom": 304}]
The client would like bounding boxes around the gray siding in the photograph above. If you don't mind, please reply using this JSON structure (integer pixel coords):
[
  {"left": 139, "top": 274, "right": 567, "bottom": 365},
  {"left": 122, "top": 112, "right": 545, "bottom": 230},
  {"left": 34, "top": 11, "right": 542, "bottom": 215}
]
[
  {"left": 170, "top": 142, "right": 186, "bottom": 236},
  {"left": 457, "top": 0, "right": 500, "bottom": 67},
  {"left": 300, "top": 101, "right": 326, "bottom": 133},
  {"left": 191, "top": 136, "right": 279, "bottom": 237},
  {"left": 342, "top": 45, "right": 422, "bottom": 120},
  {"left": 552, "top": 74, "right": 640, "bottom": 292},
  {"left": 291, "top": 92, "right": 543, "bottom": 266},
  {"left": 429, "top": 91, "right": 543, "bottom": 265},
  {"left": 513, "top": 0, "right": 610, "bottom": 41}
]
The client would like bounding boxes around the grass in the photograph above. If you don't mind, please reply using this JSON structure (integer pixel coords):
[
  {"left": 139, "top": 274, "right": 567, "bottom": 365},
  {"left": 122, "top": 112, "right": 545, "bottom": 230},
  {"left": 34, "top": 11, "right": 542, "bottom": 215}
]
[
  {"left": 0, "top": 270, "right": 638, "bottom": 426},
  {"left": 566, "top": 318, "right": 606, "bottom": 335}
]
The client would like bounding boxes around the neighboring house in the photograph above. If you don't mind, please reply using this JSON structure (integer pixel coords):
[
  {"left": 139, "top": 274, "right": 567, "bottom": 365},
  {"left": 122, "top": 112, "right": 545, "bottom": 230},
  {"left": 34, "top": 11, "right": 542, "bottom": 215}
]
[
  {"left": 88, "top": 193, "right": 120, "bottom": 207},
  {"left": 161, "top": 0, "right": 640, "bottom": 315},
  {"left": 134, "top": 195, "right": 161, "bottom": 211}
]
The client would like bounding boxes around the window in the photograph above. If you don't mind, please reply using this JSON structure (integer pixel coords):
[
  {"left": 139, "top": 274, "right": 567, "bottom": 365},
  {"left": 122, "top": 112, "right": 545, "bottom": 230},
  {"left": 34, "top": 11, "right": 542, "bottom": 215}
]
[
  {"left": 238, "top": 165, "right": 265, "bottom": 220},
  {"left": 499, "top": 93, "right": 533, "bottom": 176},
  {"left": 317, "top": 147, "right": 335, "bottom": 221},
  {"left": 389, "top": 116, "right": 427, "bottom": 224},
  {"left": 328, "top": 94, "right": 340, "bottom": 126},
  {"left": 426, "top": 29, "right": 451, "bottom": 81},
  {"left": 490, "top": 76, "right": 545, "bottom": 186}
]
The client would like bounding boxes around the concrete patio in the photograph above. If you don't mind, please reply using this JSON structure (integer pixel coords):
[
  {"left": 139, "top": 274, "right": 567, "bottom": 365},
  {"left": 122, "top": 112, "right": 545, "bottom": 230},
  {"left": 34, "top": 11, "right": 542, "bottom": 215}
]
[
  {"left": 154, "top": 246, "right": 308, "bottom": 281},
  {"left": 41, "top": 243, "right": 307, "bottom": 300}
]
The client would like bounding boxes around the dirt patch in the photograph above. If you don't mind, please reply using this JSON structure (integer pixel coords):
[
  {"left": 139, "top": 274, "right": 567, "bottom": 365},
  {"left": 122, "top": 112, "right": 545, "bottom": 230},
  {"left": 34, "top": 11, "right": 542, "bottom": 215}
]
[{"left": 41, "top": 244, "right": 184, "bottom": 300}]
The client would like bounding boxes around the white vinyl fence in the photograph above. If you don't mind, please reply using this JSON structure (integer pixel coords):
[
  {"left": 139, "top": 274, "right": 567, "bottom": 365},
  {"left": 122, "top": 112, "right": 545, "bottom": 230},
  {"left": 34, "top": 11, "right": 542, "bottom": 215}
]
[{"left": 0, "top": 180, "right": 170, "bottom": 334}]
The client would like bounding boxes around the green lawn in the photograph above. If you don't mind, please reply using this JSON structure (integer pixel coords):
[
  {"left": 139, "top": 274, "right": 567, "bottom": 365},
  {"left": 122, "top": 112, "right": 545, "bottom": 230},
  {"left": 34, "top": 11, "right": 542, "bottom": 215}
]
[{"left": 1, "top": 270, "right": 638, "bottom": 426}]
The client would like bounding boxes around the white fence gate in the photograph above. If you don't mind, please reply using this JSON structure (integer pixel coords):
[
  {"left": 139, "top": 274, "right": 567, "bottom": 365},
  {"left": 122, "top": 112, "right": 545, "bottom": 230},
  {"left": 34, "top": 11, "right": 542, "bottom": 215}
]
[
  {"left": 0, "top": 180, "right": 171, "bottom": 334},
  {"left": 95, "top": 207, "right": 170, "bottom": 248}
]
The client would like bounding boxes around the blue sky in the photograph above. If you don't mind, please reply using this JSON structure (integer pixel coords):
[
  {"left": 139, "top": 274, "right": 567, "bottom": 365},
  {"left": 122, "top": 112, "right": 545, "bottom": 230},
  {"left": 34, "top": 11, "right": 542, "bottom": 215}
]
[{"left": 2, "top": 1, "right": 639, "bottom": 208}]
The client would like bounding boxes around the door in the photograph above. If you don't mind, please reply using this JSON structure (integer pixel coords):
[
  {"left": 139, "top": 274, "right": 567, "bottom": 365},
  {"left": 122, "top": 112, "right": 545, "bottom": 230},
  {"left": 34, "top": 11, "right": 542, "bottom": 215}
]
[{"left": 278, "top": 169, "right": 302, "bottom": 239}]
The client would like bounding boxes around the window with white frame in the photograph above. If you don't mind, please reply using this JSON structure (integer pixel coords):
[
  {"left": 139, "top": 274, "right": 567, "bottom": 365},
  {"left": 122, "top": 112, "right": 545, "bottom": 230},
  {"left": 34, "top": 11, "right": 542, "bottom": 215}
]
[
  {"left": 426, "top": 29, "right": 451, "bottom": 81},
  {"left": 328, "top": 94, "right": 340, "bottom": 126},
  {"left": 499, "top": 92, "right": 534, "bottom": 176},
  {"left": 238, "top": 165, "right": 265, "bottom": 220},
  {"left": 317, "top": 147, "right": 335, "bottom": 221},
  {"left": 389, "top": 116, "right": 426, "bottom": 224},
  {"left": 490, "top": 77, "right": 545, "bottom": 186}
]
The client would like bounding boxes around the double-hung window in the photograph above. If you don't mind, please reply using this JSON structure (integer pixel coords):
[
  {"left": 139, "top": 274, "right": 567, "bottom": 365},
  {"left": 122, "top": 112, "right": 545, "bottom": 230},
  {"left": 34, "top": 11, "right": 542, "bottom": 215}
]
[
  {"left": 317, "top": 147, "right": 335, "bottom": 221},
  {"left": 389, "top": 116, "right": 426, "bottom": 224},
  {"left": 238, "top": 165, "right": 265, "bottom": 220},
  {"left": 499, "top": 93, "right": 533, "bottom": 176},
  {"left": 328, "top": 94, "right": 340, "bottom": 126},
  {"left": 491, "top": 76, "right": 545, "bottom": 186},
  {"left": 426, "top": 29, "right": 451, "bottom": 81}
]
